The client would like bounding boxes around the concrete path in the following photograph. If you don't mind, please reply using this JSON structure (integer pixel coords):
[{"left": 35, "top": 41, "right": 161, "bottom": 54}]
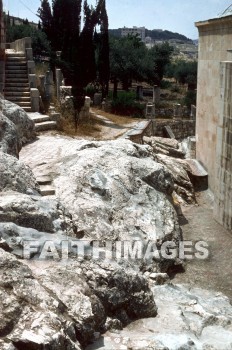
[
  {"left": 174, "top": 190, "right": 232, "bottom": 301},
  {"left": 93, "top": 112, "right": 139, "bottom": 140}
]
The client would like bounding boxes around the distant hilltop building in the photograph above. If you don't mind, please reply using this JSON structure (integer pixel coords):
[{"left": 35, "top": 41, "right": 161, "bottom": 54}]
[
  {"left": 6, "top": 14, "right": 38, "bottom": 29},
  {"left": 121, "top": 26, "right": 146, "bottom": 42}
]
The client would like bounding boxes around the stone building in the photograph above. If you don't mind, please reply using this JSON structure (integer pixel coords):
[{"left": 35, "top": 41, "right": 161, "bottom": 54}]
[
  {"left": 195, "top": 9, "right": 232, "bottom": 230},
  {"left": 7, "top": 15, "right": 38, "bottom": 29},
  {"left": 121, "top": 26, "right": 146, "bottom": 42}
]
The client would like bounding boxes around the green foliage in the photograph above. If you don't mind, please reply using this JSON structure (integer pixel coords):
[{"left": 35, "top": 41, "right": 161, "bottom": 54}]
[
  {"left": 148, "top": 42, "right": 174, "bottom": 86},
  {"left": 183, "top": 90, "right": 196, "bottom": 109},
  {"left": 51, "top": 0, "right": 82, "bottom": 61},
  {"left": 160, "top": 79, "right": 172, "bottom": 89},
  {"left": 97, "top": 0, "right": 110, "bottom": 98},
  {"left": 109, "top": 29, "right": 192, "bottom": 43},
  {"left": 37, "top": 0, "right": 53, "bottom": 41},
  {"left": 109, "top": 37, "right": 173, "bottom": 94},
  {"left": 111, "top": 91, "right": 145, "bottom": 117},
  {"left": 84, "top": 83, "right": 98, "bottom": 98},
  {"left": 6, "top": 23, "right": 51, "bottom": 56},
  {"left": 166, "top": 59, "right": 197, "bottom": 89},
  {"left": 109, "top": 35, "right": 153, "bottom": 91},
  {"left": 145, "top": 29, "right": 192, "bottom": 42}
]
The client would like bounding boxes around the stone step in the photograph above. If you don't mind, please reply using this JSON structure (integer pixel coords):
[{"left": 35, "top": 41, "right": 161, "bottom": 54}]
[
  {"left": 15, "top": 101, "right": 31, "bottom": 107},
  {"left": 6, "top": 70, "right": 27, "bottom": 75},
  {"left": 39, "top": 185, "right": 55, "bottom": 196},
  {"left": 4, "top": 91, "right": 30, "bottom": 96},
  {"left": 6, "top": 64, "right": 27, "bottom": 73},
  {"left": 22, "top": 106, "right": 32, "bottom": 112},
  {"left": 4, "top": 87, "right": 30, "bottom": 92},
  {"left": 6, "top": 59, "right": 27, "bottom": 63},
  {"left": 30, "top": 114, "right": 50, "bottom": 123},
  {"left": 6, "top": 53, "right": 25, "bottom": 58},
  {"left": 35, "top": 121, "right": 57, "bottom": 132},
  {"left": 5, "top": 97, "right": 31, "bottom": 103},
  {"left": 6, "top": 60, "right": 27, "bottom": 64},
  {"left": 36, "top": 175, "right": 52, "bottom": 185},
  {"left": 5, "top": 82, "right": 29, "bottom": 87},
  {"left": 5, "top": 78, "right": 28, "bottom": 83},
  {"left": 5, "top": 75, "right": 28, "bottom": 80}
]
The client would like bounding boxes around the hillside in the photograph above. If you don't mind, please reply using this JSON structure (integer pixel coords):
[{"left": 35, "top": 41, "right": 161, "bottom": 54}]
[
  {"left": 146, "top": 29, "right": 192, "bottom": 42},
  {"left": 109, "top": 28, "right": 192, "bottom": 42}
]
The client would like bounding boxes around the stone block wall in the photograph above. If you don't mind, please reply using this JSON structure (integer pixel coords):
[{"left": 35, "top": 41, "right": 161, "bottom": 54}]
[
  {"left": 195, "top": 15, "right": 232, "bottom": 191},
  {"left": 154, "top": 120, "right": 195, "bottom": 140},
  {"left": 214, "top": 62, "right": 232, "bottom": 230},
  {"left": 0, "top": 0, "right": 5, "bottom": 94}
]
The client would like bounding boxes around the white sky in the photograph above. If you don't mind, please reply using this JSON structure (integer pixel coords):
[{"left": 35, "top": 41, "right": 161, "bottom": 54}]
[{"left": 4, "top": 0, "right": 232, "bottom": 39}]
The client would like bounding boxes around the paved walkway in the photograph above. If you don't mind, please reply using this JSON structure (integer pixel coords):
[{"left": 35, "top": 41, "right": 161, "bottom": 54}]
[
  {"left": 175, "top": 190, "right": 232, "bottom": 301},
  {"left": 93, "top": 112, "right": 138, "bottom": 140}
]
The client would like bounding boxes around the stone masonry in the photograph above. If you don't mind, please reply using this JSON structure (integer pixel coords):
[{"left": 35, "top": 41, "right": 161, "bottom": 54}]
[{"left": 195, "top": 14, "right": 232, "bottom": 230}]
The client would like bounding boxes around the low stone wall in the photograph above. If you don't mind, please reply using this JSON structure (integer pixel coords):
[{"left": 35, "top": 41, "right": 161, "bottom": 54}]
[{"left": 154, "top": 119, "right": 195, "bottom": 140}]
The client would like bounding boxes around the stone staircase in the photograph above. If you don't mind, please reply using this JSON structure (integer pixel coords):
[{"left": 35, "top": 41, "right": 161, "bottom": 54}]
[
  {"left": 28, "top": 112, "right": 57, "bottom": 132},
  {"left": 4, "top": 51, "right": 32, "bottom": 112},
  {"left": 36, "top": 174, "right": 55, "bottom": 196}
]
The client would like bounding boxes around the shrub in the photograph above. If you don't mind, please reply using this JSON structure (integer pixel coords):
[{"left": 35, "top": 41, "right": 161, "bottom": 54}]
[
  {"left": 84, "top": 83, "right": 98, "bottom": 98},
  {"left": 111, "top": 91, "right": 145, "bottom": 117},
  {"left": 160, "top": 80, "right": 172, "bottom": 89},
  {"left": 183, "top": 90, "right": 196, "bottom": 109}
]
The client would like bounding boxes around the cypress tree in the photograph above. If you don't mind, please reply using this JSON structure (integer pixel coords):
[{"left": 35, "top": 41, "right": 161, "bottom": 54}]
[
  {"left": 37, "top": 0, "right": 53, "bottom": 41},
  {"left": 52, "top": 0, "right": 81, "bottom": 61},
  {"left": 78, "top": 0, "right": 98, "bottom": 87},
  {"left": 98, "top": 0, "right": 110, "bottom": 97}
]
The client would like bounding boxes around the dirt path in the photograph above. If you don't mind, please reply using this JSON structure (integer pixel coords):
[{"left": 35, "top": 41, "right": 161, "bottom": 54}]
[
  {"left": 93, "top": 112, "right": 139, "bottom": 140},
  {"left": 174, "top": 190, "right": 232, "bottom": 301}
]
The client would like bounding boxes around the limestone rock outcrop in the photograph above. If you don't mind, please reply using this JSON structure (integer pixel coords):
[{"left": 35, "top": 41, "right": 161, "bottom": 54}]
[
  {"left": 0, "top": 248, "right": 82, "bottom": 350},
  {"left": 0, "top": 152, "right": 39, "bottom": 194},
  {"left": 0, "top": 248, "right": 157, "bottom": 349},
  {"left": 0, "top": 97, "right": 35, "bottom": 147},
  {"left": 86, "top": 283, "right": 232, "bottom": 350},
  {"left": 157, "top": 154, "right": 195, "bottom": 203},
  {"left": 143, "top": 136, "right": 185, "bottom": 159},
  {"left": 53, "top": 139, "right": 180, "bottom": 246},
  {"left": 143, "top": 136, "right": 196, "bottom": 203},
  {"left": 0, "top": 113, "right": 20, "bottom": 157},
  {"left": 0, "top": 103, "right": 231, "bottom": 350}
]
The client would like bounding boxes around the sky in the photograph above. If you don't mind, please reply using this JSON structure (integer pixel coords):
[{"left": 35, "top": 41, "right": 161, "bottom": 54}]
[{"left": 3, "top": 0, "right": 232, "bottom": 39}]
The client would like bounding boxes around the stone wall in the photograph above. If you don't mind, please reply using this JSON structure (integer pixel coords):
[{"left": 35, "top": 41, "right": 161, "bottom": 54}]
[
  {"left": 154, "top": 120, "right": 195, "bottom": 140},
  {"left": 0, "top": 0, "right": 5, "bottom": 94},
  {"left": 214, "top": 62, "right": 232, "bottom": 230},
  {"left": 195, "top": 15, "right": 232, "bottom": 191},
  {"left": 195, "top": 15, "right": 232, "bottom": 231}
]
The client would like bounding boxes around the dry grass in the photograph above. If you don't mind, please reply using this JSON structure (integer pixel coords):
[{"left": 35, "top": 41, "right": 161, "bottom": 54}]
[
  {"left": 58, "top": 113, "right": 102, "bottom": 138},
  {"left": 92, "top": 108, "right": 143, "bottom": 125},
  {"left": 35, "top": 62, "right": 50, "bottom": 77},
  {"left": 55, "top": 102, "right": 141, "bottom": 139}
]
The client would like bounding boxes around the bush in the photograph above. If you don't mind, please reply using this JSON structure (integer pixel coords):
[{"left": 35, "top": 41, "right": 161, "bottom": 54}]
[
  {"left": 111, "top": 91, "right": 145, "bottom": 117},
  {"left": 183, "top": 90, "right": 196, "bottom": 109},
  {"left": 170, "top": 84, "right": 181, "bottom": 93},
  {"left": 6, "top": 24, "right": 51, "bottom": 57},
  {"left": 84, "top": 83, "right": 98, "bottom": 98},
  {"left": 160, "top": 80, "right": 172, "bottom": 89}
]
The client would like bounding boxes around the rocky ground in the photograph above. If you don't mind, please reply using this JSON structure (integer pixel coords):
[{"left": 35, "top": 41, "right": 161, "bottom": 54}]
[{"left": 0, "top": 99, "right": 232, "bottom": 349}]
